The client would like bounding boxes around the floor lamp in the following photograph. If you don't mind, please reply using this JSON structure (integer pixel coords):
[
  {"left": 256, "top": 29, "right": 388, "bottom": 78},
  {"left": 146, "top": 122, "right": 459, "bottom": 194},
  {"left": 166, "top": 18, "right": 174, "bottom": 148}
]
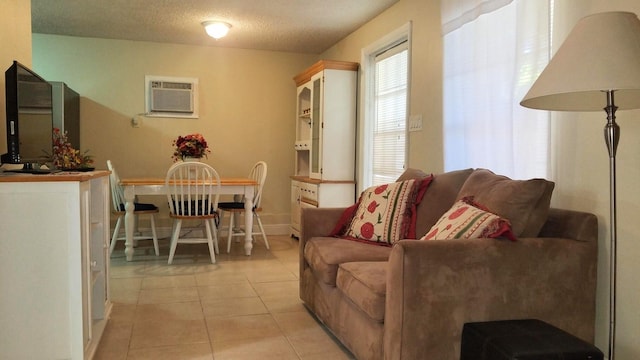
[{"left": 520, "top": 11, "right": 640, "bottom": 360}]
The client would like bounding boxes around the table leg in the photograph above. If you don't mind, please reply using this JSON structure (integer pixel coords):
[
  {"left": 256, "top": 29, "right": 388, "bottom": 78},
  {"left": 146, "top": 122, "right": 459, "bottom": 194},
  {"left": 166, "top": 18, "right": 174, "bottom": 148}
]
[
  {"left": 123, "top": 186, "right": 135, "bottom": 261},
  {"left": 244, "top": 186, "right": 254, "bottom": 256}
]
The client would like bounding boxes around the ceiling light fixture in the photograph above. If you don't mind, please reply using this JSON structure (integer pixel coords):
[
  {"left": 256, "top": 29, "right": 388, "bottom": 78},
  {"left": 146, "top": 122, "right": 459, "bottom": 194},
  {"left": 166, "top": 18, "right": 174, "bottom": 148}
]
[{"left": 202, "top": 21, "right": 231, "bottom": 39}]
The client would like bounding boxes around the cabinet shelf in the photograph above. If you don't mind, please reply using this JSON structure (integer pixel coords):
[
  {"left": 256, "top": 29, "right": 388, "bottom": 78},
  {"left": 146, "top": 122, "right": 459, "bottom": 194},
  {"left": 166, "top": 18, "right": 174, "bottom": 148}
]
[
  {"left": 295, "top": 140, "right": 311, "bottom": 150},
  {"left": 299, "top": 108, "right": 311, "bottom": 118}
]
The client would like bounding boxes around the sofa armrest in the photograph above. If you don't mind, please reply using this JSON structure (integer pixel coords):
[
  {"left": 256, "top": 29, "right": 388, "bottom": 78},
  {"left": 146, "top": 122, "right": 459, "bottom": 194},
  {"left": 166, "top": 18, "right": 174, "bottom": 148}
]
[
  {"left": 299, "top": 206, "right": 347, "bottom": 273},
  {"left": 539, "top": 208, "right": 598, "bottom": 242},
  {"left": 383, "top": 237, "right": 598, "bottom": 360},
  {"left": 300, "top": 207, "right": 346, "bottom": 244}
]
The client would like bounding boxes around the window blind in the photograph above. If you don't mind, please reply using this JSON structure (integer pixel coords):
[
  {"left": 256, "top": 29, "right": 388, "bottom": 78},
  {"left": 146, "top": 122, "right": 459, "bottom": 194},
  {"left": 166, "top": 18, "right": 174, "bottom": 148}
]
[{"left": 372, "top": 41, "right": 408, "bottom": 185}]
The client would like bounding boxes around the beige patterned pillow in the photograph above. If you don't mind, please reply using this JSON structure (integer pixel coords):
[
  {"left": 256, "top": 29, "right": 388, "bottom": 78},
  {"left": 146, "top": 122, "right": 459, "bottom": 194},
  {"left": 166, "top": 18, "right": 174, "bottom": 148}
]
[
  {"left": 343, "top": 177, "right": 432, "bottom": 245},
  {"left": 420, "top": 197, "right": 516, "bottom": 241}
]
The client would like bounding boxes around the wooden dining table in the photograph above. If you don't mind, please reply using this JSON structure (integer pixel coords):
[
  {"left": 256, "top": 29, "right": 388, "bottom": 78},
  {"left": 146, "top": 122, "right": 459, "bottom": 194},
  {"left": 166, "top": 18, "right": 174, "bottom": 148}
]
[{"left": 119, "top": 177, "right": 258, "bottom": 261}]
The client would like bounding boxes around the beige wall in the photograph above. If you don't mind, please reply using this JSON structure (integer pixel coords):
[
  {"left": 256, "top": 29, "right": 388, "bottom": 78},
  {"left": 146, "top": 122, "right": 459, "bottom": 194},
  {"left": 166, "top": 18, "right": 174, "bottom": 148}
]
[
  {"left": 322, "top": 0, "right": 443, "bottom": 172},
  {"left": 0, "top": 0, "right": 32, "bottom": 148},
  {"left": 323, "top": 0, "right": 640, "bottom": 358},
  {"left": 31, "top": 34, "right": 318, "bottom": 230}
]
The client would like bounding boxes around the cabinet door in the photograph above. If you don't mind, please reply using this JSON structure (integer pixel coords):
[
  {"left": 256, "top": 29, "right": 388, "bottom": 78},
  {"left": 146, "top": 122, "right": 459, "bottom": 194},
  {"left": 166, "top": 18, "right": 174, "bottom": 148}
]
[
  {"left": 80, "top": 181, "right": 92, "bottom": 349},
  {"left": 310, "top": 72, "right": 323, "bottom": 179},
  {"left": 290, "top": 181, "right": 301, "bottom": 237},
  {"left": 0, "top": 182, "right": 84, "bottom": 359},
  {"left": 296, "top": 84, "right": 312, "bottom": 145},
  {"left": 295, "top": 84, "right": 312, "bottom": 177}
]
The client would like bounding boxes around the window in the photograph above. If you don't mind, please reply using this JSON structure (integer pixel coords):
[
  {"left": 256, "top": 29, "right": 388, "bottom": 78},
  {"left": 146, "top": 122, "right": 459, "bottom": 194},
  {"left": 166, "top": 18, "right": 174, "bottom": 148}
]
[
  {"left": 372, "top": 42, "right": 408, "bottom": 186},
  {"left": 359, "top": 23, "right": 411, "bottom": 191},
  {"left": 442, "top": 0, "right": 552, "bottom": 179}
]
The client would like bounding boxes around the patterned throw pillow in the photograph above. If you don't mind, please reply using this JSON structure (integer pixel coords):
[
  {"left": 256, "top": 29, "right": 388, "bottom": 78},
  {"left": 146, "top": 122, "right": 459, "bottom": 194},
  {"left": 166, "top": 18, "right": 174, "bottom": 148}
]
[
  {"left": 342, "top": 177, "right": 432, "bottom": 246},
  {"left": 420, "top": 197, "right": 516, "bottom": 241}
]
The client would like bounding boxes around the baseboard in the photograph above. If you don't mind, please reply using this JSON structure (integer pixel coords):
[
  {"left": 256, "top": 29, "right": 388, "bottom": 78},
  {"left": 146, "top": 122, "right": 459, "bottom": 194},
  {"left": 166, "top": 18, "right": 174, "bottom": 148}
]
[{"left": 122, "top": 223, "right": 293, "bottom": 240}]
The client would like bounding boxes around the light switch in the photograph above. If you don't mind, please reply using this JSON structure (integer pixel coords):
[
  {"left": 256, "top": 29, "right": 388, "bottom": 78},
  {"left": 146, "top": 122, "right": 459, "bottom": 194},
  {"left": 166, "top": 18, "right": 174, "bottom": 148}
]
[{"left": 409, "top": 115, "right": 422, "bottom": 132}]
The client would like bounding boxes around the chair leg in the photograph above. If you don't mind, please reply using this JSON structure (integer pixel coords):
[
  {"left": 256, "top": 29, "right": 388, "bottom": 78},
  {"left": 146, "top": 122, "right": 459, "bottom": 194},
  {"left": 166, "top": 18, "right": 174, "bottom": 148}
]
[
  {"left": 217, "top": 210, "right": 225, "bottom": 241},
  {"left": 255, "top": 212, "right": 269, "bottom": 250},
  {"left": 168, "top": 219, "right": 182, "bottom": 265},
  {"left": 210, "top": 218, "right": 219, "bottom": 254},
  {"left": 150, "top": 214, "right": 159, "bottom": 256},
  {"left": 110, "top": 216, "right": 123, "bottom": 255},
  {"left": 204, "top": 220, "right": 216, "bottom": 264},
  {"left": 226, "top": 211, "right": 235, "bottom": 253}
]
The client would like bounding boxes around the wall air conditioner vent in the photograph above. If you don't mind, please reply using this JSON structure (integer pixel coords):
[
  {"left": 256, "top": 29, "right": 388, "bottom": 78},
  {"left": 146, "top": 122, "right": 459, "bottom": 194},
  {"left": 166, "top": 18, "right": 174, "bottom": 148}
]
[{"left": 145, "top": 75, "right": 199, "bottom": 118}]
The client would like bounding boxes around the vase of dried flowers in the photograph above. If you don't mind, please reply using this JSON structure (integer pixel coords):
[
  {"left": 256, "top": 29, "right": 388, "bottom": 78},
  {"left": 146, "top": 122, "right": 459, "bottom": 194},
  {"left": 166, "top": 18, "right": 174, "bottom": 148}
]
[{"left": 171, "top": 133, "right": 211, "bottom": 162}]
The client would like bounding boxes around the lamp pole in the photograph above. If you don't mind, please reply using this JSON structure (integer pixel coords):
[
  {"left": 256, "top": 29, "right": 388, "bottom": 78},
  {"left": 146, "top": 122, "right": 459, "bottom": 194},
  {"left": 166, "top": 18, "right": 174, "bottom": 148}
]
[{"left": 603, "top": 89, "right": 619, "bottom": 360}]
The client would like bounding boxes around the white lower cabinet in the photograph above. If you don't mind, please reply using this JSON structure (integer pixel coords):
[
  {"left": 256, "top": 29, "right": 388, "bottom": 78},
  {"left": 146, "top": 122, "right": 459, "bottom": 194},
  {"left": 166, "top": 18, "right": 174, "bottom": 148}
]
[
  {"left": 0, "top": 171, "right": 111, "bottom": 360},
  {"left": 290, "top": 178, "right": 355, "bottom": 238}
]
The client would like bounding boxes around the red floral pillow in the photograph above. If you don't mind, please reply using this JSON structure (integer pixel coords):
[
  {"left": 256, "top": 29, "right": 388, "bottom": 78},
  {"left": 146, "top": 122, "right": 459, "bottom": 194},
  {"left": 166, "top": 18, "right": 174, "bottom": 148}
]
[
  {"left": 335, "top": 177, "right": 432, "bottom": 246},
  {"left": 420, "top": 197, "right": 516, "bottom": 241}
]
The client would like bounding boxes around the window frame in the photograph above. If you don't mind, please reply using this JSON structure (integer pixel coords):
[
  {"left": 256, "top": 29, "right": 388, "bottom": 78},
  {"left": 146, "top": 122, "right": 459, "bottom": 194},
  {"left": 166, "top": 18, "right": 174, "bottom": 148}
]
[{"left": 358, "top": 22, "right": 412, "bottom": 193}]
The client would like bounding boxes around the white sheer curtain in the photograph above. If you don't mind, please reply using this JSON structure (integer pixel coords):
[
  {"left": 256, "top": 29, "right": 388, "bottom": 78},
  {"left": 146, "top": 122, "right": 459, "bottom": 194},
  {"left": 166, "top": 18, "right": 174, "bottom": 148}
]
[{"left": 443, "top": 0, "right": 552, "bottom": 179}]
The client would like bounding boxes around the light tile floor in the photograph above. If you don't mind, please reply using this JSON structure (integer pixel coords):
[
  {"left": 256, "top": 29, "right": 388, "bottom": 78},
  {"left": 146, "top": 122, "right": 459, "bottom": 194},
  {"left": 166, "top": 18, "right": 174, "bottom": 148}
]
[{"left": 95, "top": 235, "right": 354, "bottom": 360}]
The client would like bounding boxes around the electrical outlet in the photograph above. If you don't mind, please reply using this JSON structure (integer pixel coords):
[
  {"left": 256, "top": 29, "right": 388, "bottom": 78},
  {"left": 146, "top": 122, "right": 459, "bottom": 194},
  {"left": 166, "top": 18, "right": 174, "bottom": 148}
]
[
  {"left": 409, "top": 115, "right": 422, "bottom": 132},
  {"left": 131, "top": 115, "right": 141, "bottom": 128}
]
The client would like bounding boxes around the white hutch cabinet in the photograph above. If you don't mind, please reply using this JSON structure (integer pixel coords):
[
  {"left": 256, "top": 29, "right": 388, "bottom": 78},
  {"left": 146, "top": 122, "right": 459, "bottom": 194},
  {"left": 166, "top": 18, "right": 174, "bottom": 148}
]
[
  {"left": 0, "top": 171, "right": 111, "bottom": 360},
  {"left": 291, "top": 60, "right": 358, "bottom": 237}
]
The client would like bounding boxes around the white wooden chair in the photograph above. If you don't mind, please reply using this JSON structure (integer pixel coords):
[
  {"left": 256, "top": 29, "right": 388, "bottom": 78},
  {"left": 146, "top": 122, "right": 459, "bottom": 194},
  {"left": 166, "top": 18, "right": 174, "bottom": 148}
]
[
  {"left": 107, "top": 160, "right": 159, "bottom": 256},
  {"left": 165, "top": 161, "right": 221, "bottom": 264},
  {"left": 218, "top": 161, "right": 269, "bottom": 253}
]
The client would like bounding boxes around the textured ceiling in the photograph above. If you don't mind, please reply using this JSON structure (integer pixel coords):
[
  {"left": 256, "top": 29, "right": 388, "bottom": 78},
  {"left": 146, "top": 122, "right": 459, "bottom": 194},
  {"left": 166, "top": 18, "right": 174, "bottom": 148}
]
[{"left": 31, "top": 0, "right": 399, "bottom": 54}]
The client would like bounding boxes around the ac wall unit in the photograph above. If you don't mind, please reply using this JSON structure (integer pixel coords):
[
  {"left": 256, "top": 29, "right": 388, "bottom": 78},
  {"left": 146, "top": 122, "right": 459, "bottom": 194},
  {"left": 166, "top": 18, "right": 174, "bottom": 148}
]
[{"left": 145, "top": 76, "right": 199, "bottom": 118}]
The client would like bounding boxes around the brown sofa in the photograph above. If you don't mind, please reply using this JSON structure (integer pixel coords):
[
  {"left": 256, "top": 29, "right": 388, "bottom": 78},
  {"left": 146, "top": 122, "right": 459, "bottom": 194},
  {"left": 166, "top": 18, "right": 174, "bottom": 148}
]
[{"left": 299, "top": 168, "right": 598, "bottom": 360}]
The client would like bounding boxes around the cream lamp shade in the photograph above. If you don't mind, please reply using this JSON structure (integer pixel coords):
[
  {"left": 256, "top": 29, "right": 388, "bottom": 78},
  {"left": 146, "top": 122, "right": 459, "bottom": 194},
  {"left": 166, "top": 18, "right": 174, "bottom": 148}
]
[
  {"left": 520, "top": 11, "right": 640, "bottom": 111},
  {"left": 202, "top": 21, "right": 231, "bottom": 39}
]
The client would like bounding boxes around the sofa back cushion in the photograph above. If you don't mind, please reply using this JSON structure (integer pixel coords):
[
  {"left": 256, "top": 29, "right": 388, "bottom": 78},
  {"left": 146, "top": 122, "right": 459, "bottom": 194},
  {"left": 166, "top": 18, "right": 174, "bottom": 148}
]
[
  {"left": 399, "top": 168, "right": 475, "bottom": 238},
  {"left": 456, "top": 169, "right": 555, "bottom": 237}
]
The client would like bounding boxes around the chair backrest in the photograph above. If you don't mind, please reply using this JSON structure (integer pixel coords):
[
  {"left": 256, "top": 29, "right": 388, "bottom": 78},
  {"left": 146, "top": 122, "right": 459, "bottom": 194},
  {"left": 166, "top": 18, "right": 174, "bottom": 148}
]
[
  {"left": 106, "top": 160, "right": 126, "bottom": 211},
  {"left": 165, "top": 161, "right": 221, "bottom": 217},
  {"left": 249, "top": 161, "right": 267, "bottom": 208}
]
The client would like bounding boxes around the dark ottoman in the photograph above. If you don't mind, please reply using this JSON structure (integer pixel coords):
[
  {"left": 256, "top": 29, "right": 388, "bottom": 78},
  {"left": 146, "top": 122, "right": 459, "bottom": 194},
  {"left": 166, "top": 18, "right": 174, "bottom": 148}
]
[{"left": 460, "top": 319, "right": 603, "bottom": 360}]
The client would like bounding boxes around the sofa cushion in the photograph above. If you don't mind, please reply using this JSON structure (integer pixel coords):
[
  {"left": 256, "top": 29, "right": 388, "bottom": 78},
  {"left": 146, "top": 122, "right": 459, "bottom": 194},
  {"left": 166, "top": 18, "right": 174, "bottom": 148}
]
[
  {"left": 337, "top": 261, "right": 387, "bottom": 323},
  {"left": 342, "top": 177, "right": 433, "bottom": 245},
  {"left": 456, "top": 169, "right": 554, "bottom": 237},
  {"left": 304, "top": 237, "right": 392, "bottom": 286},
  {"left": 395, "top": 167, "right": 430, "bottom": 182},
  {"left": 421, "top": 197, "right": 516, "bottom": 241},
  {"left": 414, "top": 168, "right": 475, "bottom": 237}
]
